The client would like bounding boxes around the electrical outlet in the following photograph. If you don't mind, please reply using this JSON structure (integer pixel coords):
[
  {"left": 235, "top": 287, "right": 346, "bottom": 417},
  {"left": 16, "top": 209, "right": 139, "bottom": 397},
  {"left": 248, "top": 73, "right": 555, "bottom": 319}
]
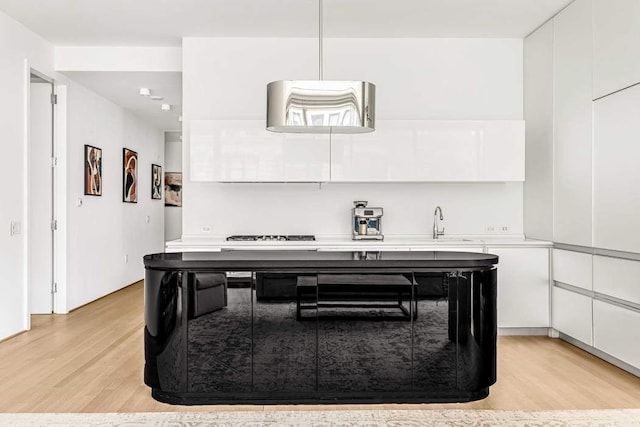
[
  {"left": 201, "top": 225, "right": 212, "bottom": 233},
  {"left": 145, "top": 215, "right": 151, "bottom": 223},
  {"left": 485, "top": 225, "right": 497, "bottom": 233},
  {"left": 499, "top": 225, "right": 510, "bottom": 233}
]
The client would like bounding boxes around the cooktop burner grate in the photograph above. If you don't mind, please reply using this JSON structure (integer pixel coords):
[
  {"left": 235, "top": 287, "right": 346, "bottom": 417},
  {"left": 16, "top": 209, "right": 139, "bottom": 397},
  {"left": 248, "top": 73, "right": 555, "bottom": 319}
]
[{"left": 226, "top": 235, "right": 316, "bottom": 241}]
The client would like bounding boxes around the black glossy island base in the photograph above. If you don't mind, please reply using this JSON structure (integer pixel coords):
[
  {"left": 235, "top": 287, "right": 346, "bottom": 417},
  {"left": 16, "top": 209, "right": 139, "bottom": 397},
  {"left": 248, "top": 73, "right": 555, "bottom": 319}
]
[{"left": 143, "top": 251, "right": 498, "bottom": 405}]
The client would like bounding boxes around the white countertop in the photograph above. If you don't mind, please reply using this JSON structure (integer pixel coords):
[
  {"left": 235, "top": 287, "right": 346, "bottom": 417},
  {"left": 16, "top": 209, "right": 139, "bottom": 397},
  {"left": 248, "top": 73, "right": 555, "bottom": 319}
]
[{"left": 165, "top": 234, "right": 552, "bottom": 252}]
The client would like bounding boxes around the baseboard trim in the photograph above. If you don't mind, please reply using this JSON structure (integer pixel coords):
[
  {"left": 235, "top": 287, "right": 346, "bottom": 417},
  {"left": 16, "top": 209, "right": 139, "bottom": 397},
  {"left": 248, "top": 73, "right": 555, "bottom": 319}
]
[
  {"left": 558, "top": 333, "right": 640, "bottom": 377},
  {"left": 498, "top": 327, "right": 550, "bottom": 336}
]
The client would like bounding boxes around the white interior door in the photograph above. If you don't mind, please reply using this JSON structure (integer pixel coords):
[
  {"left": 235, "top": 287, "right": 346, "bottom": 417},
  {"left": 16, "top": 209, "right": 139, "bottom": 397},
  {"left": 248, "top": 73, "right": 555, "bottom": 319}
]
[{"left": 28, "top": 74, "right": 54, "bottom": 314}]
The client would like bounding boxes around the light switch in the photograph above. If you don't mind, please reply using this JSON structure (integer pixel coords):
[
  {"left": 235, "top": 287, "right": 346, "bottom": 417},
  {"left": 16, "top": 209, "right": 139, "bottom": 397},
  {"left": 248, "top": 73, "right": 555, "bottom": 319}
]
[{"left": 10, "top": 221, "right": 21, "bottom": 236}]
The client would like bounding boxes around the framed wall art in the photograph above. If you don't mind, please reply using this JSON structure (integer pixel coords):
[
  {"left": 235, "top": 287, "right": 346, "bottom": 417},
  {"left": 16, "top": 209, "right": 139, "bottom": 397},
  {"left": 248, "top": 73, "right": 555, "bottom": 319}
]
[
  {"left": 123, "top": 148, "right": 138, "bottom": 203},
  {"left": 84, "top": 144, "right": 102, "bottom": 196},
  {"left": 164, "top": 172, "right": 182, "bottom": 207},
  {"left": 151, "top": 164, "right": 162, "bottom": 200}
]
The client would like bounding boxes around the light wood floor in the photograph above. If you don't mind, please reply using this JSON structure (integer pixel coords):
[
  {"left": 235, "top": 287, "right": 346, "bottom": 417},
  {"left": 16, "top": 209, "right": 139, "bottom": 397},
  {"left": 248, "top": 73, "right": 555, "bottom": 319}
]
[{"left": 0, "top": 282, "right": 638, "bottom": 413}]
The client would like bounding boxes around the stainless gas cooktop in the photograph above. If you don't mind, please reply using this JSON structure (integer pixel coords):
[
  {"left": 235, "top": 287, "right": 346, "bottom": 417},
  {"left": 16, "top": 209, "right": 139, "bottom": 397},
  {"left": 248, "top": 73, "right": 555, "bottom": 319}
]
[{"left": 226, "top": 235, "right": 316, "bottom": 242}]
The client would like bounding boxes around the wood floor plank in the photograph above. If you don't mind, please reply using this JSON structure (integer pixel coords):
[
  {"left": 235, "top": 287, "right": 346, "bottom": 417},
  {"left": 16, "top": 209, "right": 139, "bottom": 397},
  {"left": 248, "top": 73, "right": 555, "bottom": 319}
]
[{"left": 0, "top": 281, "right": 638, "bottom": 412}]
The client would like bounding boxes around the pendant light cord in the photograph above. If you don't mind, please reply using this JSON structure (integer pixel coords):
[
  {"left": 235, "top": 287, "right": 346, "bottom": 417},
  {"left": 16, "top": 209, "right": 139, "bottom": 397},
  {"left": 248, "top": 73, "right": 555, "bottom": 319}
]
[{"left": 319, "top": 0, "right": 323, "bottom": 81}]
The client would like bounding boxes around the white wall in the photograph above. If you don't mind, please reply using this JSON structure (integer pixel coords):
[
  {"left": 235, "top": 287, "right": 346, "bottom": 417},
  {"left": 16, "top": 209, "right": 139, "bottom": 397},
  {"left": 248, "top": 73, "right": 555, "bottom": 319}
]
[
  {"left": 63, "top": 81, "right": 165, "bottom": 310},
  {"left": 182, "top": 37, "right": 524, "bottom": 238},
  {"left": 164, "top": 131, "right": 182, "bottom": 241},
  {"left": 0, "top": 10, "right": 54, "bottom": 340}
]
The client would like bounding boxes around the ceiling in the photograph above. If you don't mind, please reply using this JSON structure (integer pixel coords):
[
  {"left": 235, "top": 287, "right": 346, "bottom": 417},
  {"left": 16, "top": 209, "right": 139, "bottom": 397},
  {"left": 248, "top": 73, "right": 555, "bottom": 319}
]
[
  {"left": 1, "top": 0, "right": 573, "bottom": 45},
  {"left": 62, "top": 71, "right": 182, "bottom": 131},
  {"left": 2, "top": 0, "right": 574, "bottom": 131}
]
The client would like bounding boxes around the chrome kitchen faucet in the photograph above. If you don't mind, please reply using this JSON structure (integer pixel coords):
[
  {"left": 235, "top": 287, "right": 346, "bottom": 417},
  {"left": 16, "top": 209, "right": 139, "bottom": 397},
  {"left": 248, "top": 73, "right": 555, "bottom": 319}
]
[{"left": 433, "top": 206, "right": 445, "bottom": 239}]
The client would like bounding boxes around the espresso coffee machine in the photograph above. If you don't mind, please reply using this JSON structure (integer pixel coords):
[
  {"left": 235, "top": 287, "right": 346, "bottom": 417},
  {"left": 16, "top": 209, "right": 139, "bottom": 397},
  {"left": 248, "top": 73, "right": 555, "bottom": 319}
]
[{"left": 352, "top": 201, "right": 384, "bottom": 240}]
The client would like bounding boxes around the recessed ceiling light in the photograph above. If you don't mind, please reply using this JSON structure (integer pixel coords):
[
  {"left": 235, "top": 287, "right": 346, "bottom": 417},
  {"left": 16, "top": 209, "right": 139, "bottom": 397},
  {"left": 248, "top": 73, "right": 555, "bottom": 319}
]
[
  {"left": 161, "top": 104, "right": 171, "bottom": 111},
  {"left": 150, "top": 95, "right": 163, "bottom": 101},
  {"left": 139, "top": 87, "right": 150, "bottom": 96}
]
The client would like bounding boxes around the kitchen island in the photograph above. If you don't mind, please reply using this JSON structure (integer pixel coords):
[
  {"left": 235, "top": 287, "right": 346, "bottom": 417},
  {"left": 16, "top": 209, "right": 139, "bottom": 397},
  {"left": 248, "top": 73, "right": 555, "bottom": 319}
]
[{"left": 144, "top": 250, "right": 498, "bottom": 405}]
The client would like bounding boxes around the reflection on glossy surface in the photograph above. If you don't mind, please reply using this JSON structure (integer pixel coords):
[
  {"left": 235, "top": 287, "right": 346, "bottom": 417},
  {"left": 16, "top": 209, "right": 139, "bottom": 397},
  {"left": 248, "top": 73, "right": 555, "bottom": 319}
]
[
  {"left": 267, "top": 80, "right": 375, "bottom": 133},
  {"left": 144, "top": 269, "right": 186, "bottom": 393},
  {"left": 253, "top": 288, "right": 317, "bottom": 393},
  {"left": 187, "top": 280, "right": 252, "bottom": 394}
]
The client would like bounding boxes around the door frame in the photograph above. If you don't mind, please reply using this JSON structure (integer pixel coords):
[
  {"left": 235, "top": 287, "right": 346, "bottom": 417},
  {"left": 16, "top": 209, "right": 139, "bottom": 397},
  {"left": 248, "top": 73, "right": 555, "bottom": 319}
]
[{"left": 24, "top": 63, "right": 66, "bottom": 329}]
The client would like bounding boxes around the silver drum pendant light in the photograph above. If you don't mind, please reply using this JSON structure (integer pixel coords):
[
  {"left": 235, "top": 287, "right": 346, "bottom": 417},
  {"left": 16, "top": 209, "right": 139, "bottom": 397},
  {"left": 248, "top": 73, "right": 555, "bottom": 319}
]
[{"left": 266, "top": 0, "right": 376, "bottom": 133}]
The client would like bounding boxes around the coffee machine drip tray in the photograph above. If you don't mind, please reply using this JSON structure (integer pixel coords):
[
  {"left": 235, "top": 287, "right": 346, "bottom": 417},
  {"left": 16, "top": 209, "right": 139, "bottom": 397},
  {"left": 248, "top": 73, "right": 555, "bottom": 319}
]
[{"left": 226, "top": 235, "right": 316, "bottom": 242}]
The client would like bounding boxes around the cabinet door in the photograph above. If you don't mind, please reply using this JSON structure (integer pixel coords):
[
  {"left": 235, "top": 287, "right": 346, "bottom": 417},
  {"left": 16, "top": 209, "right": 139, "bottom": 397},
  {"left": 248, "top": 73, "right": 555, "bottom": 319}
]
[
  {"left": 593, "top": 255, "right": 640, "bottom": 305},
  {"left": 252, "top": 275, "right": 317, "bottom": 393},
  {"left": 190, "top": 120, "right": 330, "bottom": 182},
  {"left": 552, "top": 249, "right": 593, "bottom": 291},
  {"left": 552, "top": 286, "right": 592, "bottom": 345},
  {"left": 487, "top": 247, "right": 550, "bottom": 328},
  {"left": 187, "top": 273, "right": 252, "bottom": 393},
  {"left": 329, "top": 120, "right": 414, "bottom": 181},
  {"left": 593, "top": 85, "right": 640, "bottom": 253},
  {"left": 330, "top": 120, "right": 524, "bottom": 182},
  {"left": 593, "top": 300, "right": 640, "bottom": 369},
  {"left": 593, "top": 0, "right": 640, "bottom": 99},
  {"left": 553, "top": 0, "right": 593, "bottom": 246},
  {"left": 317, "top": 273, "right": 413, "bottom": 393}
]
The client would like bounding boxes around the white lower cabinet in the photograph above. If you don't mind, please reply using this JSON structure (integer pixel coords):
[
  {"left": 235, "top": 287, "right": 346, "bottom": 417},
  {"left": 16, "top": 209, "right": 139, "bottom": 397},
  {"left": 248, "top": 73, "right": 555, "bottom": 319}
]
[
  {"left": 552, "top": 286, "right": 592, "bottom": 345},
  {"left": 593, "top": 255, "right": 640, "bottom": 306},
  {"left": 593, "top": 299, "right": 640, "bottom": 369},
  {"left": 487, "top": 247, "right": 550, "bottom": 328}
]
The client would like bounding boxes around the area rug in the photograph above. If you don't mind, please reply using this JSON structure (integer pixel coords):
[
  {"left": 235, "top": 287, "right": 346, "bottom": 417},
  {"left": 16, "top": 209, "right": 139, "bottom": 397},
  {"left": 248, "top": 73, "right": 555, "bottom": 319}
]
[{"left": 1, "top": 409, "right": 639, "bottom": 427}]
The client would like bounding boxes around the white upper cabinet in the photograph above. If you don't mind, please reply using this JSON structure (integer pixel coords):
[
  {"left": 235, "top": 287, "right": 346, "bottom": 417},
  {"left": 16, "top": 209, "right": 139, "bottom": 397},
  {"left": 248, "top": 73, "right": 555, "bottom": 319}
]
[
  {"left": 553, "top": 0, "right": 593, "bottom": 247},
  {"left": 330, "top": 120, "right": 525, "bottom": 182},
  {"left": 593, "top": 0, "right": 640, "bottom": 99},
  {"left": 190, "top": 120, "right": 330, "bottom": 182}
]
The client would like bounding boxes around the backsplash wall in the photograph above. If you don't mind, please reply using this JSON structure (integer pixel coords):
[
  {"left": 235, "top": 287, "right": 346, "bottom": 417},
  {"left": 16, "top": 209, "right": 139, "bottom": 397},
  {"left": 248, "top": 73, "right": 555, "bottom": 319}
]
[{"left": 183, "top": 181, "right": 523, "bottom": 237}]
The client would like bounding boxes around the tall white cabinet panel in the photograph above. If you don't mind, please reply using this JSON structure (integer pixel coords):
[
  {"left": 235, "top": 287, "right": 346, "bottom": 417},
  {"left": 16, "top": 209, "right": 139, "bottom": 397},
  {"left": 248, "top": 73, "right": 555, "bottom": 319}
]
[
  {"left": 593, "top": 85, "right": 640, "bottom": 253},
  {"left": 330, "top": 120, "right": 524, "bottom": 182},
  {"left": 190, "top": 120, "right": 330, "bottom": 182},
  {"left": 552, "top": 286, "right": 593, "bottom": 345},
  {"left": 593, "top": 0, "right": 640, "bottom": 99},
  {"left": 553, "top": 0, "right": 593, "bottom": 246},
  {"left": 523, "top": 20, "right": 554, "bottom": 241},
  {"left": 593, "top": 300, "right": 640, "bottom": 368},
  {"left": 593, "top": 256, "right": 640, "bottom": 305},
  {"left": 552, "top": 249, "right": 593, "bottom": 291},
  {"left": 487, "top": 247, "right": 550, "bottom": 328}
]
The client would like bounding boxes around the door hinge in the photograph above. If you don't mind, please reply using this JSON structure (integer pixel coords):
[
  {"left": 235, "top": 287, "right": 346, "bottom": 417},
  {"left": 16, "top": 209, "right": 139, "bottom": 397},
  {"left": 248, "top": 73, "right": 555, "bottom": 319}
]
[
  {"left": 50, "top": 157, "right": 57, "bottom": 167},
  {"left": 52, "top": 282, "right": 57, "bottom": 293},
  {"left": 51, "top": 220, "right": 57, "bottom": 231},
  {"left": 51, "top": 93, "right": 57, "bottom": 105}
]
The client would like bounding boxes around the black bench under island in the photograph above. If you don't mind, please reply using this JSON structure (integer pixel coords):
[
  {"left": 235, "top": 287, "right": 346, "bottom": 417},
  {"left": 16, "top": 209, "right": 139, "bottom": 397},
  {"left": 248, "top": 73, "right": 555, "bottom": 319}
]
[{"left": 143, "top": 250, "right": 498, "bottom": 405}]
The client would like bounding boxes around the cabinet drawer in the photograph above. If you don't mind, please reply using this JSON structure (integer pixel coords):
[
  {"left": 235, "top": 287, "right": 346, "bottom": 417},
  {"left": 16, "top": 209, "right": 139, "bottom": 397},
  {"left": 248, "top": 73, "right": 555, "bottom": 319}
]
[
  {"left": 552, "top": 286, "right": 592, "bottom": 345},
  {"left": 593, "top": 300, "right": 640, "bottom": 368},
  {"left": 593, "top": 256, "right": 640, "bottom": 305},
  {"left": 552, "top": 249, "right": 592, "bottom": 291}
]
